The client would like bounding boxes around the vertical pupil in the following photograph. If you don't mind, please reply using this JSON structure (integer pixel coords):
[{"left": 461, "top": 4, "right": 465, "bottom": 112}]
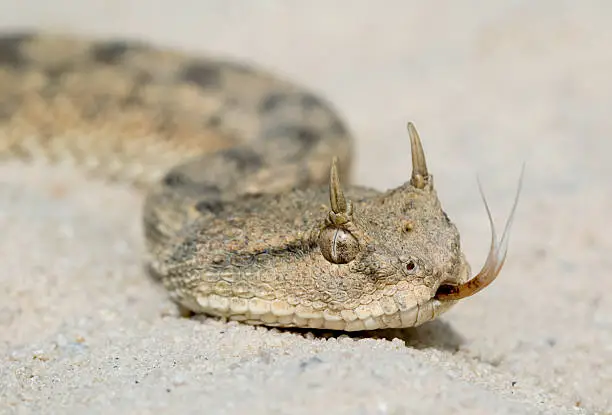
[{"left": 331, "top": 229, "right": 341, "bottom": 262}]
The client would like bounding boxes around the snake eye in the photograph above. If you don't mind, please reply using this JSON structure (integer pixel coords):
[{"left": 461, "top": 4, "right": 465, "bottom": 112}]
[
  {"left": 399, "top": 256, "right": 419, "bottom": 274},
  {"left": 318, "top": 226, "right": 359, "bottom": 264},
  {"left": 405, "top": 260, "right": 417, "bottom": 273}
]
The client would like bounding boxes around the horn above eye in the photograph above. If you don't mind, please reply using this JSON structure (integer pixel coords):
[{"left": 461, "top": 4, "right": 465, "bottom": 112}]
[
  {"left": 319, "top": 157, "right": 360, "bottom": 264},
  {"left": 407, "top": 122, "right": 430, "bottom": 189},
  {"left": 329, "top": 156, "right": 348, "bottom": 214}
]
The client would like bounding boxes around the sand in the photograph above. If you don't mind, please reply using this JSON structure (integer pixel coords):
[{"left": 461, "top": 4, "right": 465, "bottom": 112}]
[{"left": 1, "top": 2, "right": 610, "bottom": 414}]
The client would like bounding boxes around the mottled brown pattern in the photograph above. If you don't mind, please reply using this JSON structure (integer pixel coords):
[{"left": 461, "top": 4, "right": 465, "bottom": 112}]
[{"left": 0, "top": 33, "right": 516, "bottom": 331}]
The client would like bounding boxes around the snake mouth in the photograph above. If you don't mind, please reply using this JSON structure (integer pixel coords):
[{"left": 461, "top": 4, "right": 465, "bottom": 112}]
[
  {"left": 181, "top": 288, "right": 460, "bottom": 331},
  {"left": 320, "top": 297, "right": 457, "bottom": 331}
]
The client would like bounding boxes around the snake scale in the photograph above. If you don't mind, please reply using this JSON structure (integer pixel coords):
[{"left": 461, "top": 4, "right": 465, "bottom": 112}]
[{"left": 0, "top": 33, "right": 520, "bottom": 331}]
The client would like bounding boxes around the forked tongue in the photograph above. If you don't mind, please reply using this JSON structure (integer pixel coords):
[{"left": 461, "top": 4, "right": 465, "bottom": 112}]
[{"left": 436, "top": 165, "right": 525, "bottom": 301}]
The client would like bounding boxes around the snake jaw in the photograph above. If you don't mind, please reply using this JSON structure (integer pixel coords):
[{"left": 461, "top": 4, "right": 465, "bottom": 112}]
[{"left": 435, "top": 165, "right": 525, "bottom": 301}]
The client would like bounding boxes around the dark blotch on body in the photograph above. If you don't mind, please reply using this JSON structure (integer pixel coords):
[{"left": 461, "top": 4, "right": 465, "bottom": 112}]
[
  {"left": 43, "top": 66, "right": 69, "bottom": 83},
  {"left": 206, "top": 114, "right": 222, "bottom": 128},
  {"left": 0, "top": 33, "right": 32, "bottom": 67},
  {"left": 181, "top": 62, "right": 222, "bottom": 89},
  {"left": 259, "top": 91, "right": 324, "bottom": 113},
  {"left": 223, "top": 148, "right": 263, "bottom": 172},
  {"left": 163, "top": 171, "right": 223, "bottom": 195},
  {"left": 293, "top": 126, "right": 320, "bottom": 146},
  {"left": 163, "top": 171, "right": 190, "bottom": 187},
  {"left": 264, "top": 125, "right": 321, "bottom": 148},
  {"left": 259, "top": 93, "right": 287, "bottom": 113},
  {"left": 195, "top": 199, "right": 225, "bottom": 215},
  {"left": 92, "top": 42, "right": 129, "bottom": 64}
]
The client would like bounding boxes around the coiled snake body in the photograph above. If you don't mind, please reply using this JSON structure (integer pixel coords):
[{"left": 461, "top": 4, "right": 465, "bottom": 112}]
[{"left": 0, "top": 33, "right": 519, "bottom": 331}]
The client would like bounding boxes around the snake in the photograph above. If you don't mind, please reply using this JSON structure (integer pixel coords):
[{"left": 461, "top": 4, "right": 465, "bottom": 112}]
[{"left": 0, "top": 33, "right": 520, "bottom": 331}]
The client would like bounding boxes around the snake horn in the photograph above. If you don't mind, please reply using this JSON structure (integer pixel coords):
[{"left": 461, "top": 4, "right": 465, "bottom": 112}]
[{"left": 407, "top": 122, "right": 430, "bottom": 189}]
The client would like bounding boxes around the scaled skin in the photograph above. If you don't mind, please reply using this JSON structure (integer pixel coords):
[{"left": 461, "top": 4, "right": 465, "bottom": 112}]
[
  {"left": 144, "top": 142, "right": 471, "bottom": 331},
  {"left": 0, "top": 33, "right": 515, "bottom": 332}
]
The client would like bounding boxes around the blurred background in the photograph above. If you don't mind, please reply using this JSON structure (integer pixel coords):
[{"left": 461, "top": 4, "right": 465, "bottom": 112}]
[{"left": 1, "top": 1, "right": 611, "bottom": 411}]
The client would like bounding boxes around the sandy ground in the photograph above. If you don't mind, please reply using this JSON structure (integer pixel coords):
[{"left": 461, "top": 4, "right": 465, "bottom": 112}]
[{"left": 1, "top": 2, "right": 611, "bottom": 414}]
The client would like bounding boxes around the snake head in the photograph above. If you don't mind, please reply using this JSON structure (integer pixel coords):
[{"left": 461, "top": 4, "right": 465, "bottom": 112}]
[{"left": 316, "top": 122, "right": 522, "bottom": 328}]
